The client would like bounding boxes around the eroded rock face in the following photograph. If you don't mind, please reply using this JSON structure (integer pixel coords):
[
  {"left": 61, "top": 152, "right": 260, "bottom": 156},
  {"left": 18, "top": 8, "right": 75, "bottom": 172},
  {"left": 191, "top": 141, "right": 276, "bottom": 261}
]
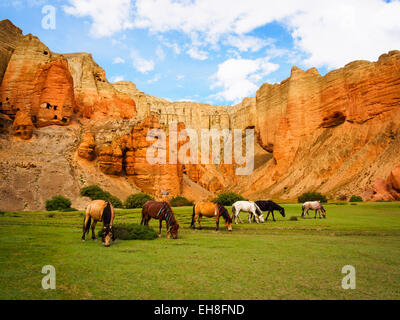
[
  {"left": 1, "top": 19, "right": 400, "bottom": 205},
  {"left": 124, "top": 116, "right": 183, "bottom": 197},
  {"left": 0, "top": 20, "right": 22, "bottom": 84},
  {"left": 390, "top": 165, "right": 400, "bottom": 192},
  {"left": 98, "top": 140, "right": 124, "bottom": 175},
  {"left": 64, "top": 53, "right": 137, "bottom": 120},
  {"left": 246, "top": 51, "right": 400, "bottom": 200},
  {"left": 77, "top": 132, "right": 96, "bottom": 161},
  {"left": 12, "top": 110, "right": 34, "bottom": 140}
]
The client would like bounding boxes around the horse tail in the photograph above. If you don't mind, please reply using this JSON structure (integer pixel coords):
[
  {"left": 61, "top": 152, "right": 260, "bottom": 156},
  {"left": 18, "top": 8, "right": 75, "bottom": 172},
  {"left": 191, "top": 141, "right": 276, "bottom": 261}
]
[
  {"left": 191, "top": 204, "right": 196, "bottom": 227},
  {"left": 83, "top": 216, "right": 91, "bottom": 235}
]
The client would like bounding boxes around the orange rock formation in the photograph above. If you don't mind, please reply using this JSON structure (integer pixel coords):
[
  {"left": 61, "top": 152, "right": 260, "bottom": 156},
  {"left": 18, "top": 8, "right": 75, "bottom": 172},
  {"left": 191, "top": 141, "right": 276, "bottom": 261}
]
[{"left": 0, "top": 19, "right": 399, "bottom": 209}]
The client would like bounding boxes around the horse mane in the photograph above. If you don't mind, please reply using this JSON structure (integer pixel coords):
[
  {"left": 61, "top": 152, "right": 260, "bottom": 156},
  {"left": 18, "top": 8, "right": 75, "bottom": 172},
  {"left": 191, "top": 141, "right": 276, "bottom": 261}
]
[
  {"left": 103, "top": 201, "right": 112, "bottom": 226},
  {"left": 217, "top": 203, "right": 232, "bottom": 223},
  {"left": 163, "top": 202, "right": 177, "bottom": 226}
]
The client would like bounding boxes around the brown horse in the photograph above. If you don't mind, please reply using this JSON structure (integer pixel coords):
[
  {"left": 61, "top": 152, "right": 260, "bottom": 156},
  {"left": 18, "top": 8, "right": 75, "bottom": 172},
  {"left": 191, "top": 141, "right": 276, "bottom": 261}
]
[
  {"left": 141, "top": 201, "right": 180, "bottom": 239},
  {"left": 191, "top": 202, "right": 233, "bottom": 231},
  {"left": 82, "top": 200, "right": 115, "bottom": 247}
]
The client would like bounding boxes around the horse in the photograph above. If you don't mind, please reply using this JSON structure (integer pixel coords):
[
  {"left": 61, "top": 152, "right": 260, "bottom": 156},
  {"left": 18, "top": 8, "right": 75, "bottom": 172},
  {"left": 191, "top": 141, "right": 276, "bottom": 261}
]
[
  {"left": 232, "top": 201, "right": 264, "bottom": 224},
  {"left": 191, "top": 202, "right": 233, "bottom": 231},
  {"left": 255, "top": 200, "right": 286, "bottom": 222},
  {"left": 141, "top": 201, "right": 180, "bottom": 239},
  {"left": 82, "top": 200, "right": 115, "bottom": 247},
  {"left": 301, "top": 201, "right": 327, "bottom": 219}
]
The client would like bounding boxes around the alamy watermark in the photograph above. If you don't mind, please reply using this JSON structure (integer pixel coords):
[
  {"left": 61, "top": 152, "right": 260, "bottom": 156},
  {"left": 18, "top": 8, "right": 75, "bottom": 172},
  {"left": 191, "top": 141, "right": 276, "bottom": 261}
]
[
  {"left": 41, "top": 265, "right": 56, "bottom": 290},
  {"left": 146, "top": 123, "right": 255, "bottom": 176},
  {"left": 41, "top": 5, "right": 56, "bottom": 30},
  {"left": 342, "top": 265, "right": 356, "bottom": 290}
]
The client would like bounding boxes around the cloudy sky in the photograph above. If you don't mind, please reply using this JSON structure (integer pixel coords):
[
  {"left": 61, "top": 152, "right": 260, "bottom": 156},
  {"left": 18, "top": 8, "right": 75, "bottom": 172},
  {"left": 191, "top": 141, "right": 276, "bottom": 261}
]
[{"left": 1, "top": 0, "right": 400, "bottom": 105}]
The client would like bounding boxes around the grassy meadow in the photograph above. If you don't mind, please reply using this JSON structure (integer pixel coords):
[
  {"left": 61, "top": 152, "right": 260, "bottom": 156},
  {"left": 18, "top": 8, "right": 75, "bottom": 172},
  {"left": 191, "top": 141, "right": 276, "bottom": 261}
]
[{"left": 0, "top": 202, "right": 400, "bottom": 300}]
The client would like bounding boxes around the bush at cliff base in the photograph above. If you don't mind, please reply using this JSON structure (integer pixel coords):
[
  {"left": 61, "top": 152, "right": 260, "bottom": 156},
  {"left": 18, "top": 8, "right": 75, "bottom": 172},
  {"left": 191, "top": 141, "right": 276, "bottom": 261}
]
[
  {"left": 213, "top": 192, "right": 246, "bottom": 206},
  {"left": 169, "top": 196, "right": 193, "bottom": 207},
  {"left": 45, "top": 196, "right": 72, "bottom": 211},
  {"left": 98, "top": 223, "right": 158, "bottom": 240},
  {"left": 350, "top": 195, "right": 363, "bottom": 202},
  {"left": 80, "top": 185, "right": 123, "bottom": 208},
  {"left": 298, "top": 192, "right": 328, "bottom": 203},
  {"left": 124, "top": 193, "right": 154, "bottom": 209}
]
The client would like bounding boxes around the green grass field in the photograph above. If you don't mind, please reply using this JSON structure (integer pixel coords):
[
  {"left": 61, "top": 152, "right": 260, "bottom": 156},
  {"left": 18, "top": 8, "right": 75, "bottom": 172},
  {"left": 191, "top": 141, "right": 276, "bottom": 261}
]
[{"left": 1, "top": 202, "right": 400, "bottom": 300}]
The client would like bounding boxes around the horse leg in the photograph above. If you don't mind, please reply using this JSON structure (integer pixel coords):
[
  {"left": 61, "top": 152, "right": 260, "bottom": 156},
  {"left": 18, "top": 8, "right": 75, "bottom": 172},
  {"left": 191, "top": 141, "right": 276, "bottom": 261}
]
[
  {"left": 266, "top": 212, "right": 270, "bottom": 222},
  {"left": 216, "top": 216, "right": 220, "bottom": 231},
  {"left": 198, "top": 215, "right": 203, "bottom": 230},
  {"left": 91, "top": 220, "right": 97, "bottom": 240},
  {"left": 158, "top": 219, "right": 162, "bottom": 238},
  {"left": 315, "top": 210, "right": 318, "bottom": 219},
  {"left": 272, "top": 211, "right": 276, "bottom": 222},
  {"left": 81, "top": 215, "right": 90, "bottom": 242},
  {"left": 238, "top": 211, "right": 244, "bottom": 224}
]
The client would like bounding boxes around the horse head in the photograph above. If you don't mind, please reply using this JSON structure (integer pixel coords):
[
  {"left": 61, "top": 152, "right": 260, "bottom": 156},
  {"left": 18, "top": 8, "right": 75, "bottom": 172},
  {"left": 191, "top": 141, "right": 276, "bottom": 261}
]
[
  {"left": 320, "top": 205, "right": 327, "bottom": 219},
  {"left": 280, "top": 207, "right": 286, "bottom": 218},
  {"left": 168, "top": 222, "right": 180, "bottom": 239},
  {"left": 218, "top": 203, "right": 232, "bottom": 231},
  {"left": 102, "top": 224, "right": 113, "bottom": 247}
]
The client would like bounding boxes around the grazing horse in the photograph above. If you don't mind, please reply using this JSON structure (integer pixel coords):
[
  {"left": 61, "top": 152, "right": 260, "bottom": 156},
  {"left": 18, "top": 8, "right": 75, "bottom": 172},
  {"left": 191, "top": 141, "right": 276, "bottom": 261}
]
[
  {"left": 82, "top": 200, "right": 115, "bottom": 247},
  {"left": 141, "top": 201, "right": 180, "bottom": 239},
  {"left": 232, "top": 201, "right": 264, "bottom": 224},
  {"left": 255, "top": 200, "right": 286, "bottom": 222},
  {"left": 301, "top": 201, "right": 327, "bottom": 219},
  {"left": 191, "top": 202, "right": 233, "bottom": 231}
]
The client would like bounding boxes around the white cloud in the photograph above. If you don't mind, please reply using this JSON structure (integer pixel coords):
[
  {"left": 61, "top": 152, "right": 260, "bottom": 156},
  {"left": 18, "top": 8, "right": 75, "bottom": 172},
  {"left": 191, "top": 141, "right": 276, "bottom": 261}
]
[
  {"left": 156, "top": 45, "right": 166, "bottom": 61},
  {"left": 176, "top": 75, "right": 185, "bottom": 80},
  {"left": 63, "top": 0, "right": 134, "bottom": 38},
  {"left": 133, "top": 0, "right": 400, "bottom": 69},
  {"left": 211, "top": 57, "right": 279, "bottom": 103},
  {"left": 112, "top": 57, "right": 125, "bottom": 64},
  {"left": 224, "top": 35, "right": 272, "bottom": 52},
  {"left": 130, "top": 50, "right": 155, "bottom": 74},
  {"left": 110, "top": 75, "right": 125, "bottom": 82},
  {"left": 147, "top": 74, "right": 161, "bottom": 84},
  {"left": 186, "top": 46, "right": 208, "bottom": 60}
]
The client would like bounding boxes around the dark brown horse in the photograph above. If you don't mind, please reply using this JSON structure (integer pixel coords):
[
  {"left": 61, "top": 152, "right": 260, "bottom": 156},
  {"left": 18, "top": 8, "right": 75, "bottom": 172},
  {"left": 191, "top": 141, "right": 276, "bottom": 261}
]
[
  {"left": 141, "top": 201, "right": 180, "bottom": 239},
  {"left": 82, "top": 200, "right": 115, "bottom": 247}
]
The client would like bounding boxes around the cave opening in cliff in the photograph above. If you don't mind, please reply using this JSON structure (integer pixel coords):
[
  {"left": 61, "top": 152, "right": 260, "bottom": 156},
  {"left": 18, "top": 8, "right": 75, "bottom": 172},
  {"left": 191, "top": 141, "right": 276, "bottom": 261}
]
[
  {"left": 43, "top": 50, "right": 48, "bottom": 55},
  {"left": 46, "top": 103, "right": 51, "bottom": 109},
  {"left": 6, "top": 97, "right": 9, "bottom": 101},
  {"left": 54, "top": 106, "right": 57, "bottom": 110},
  {"left": 62, "top": 117, "right": 67, "bottom": 123},
  {"left": 53, "top": 115, "right": 58, "bottom": 120}
]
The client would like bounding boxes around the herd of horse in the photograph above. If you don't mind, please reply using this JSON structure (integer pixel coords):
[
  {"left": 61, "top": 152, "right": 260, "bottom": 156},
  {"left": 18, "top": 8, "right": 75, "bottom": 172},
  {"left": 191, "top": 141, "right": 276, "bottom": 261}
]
[{"left": 81, "top": 199, "right": 327, "bottom": 246}]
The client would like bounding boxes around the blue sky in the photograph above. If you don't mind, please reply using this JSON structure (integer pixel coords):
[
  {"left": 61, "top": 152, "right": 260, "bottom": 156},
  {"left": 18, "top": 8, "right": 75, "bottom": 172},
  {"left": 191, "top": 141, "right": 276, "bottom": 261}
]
[{"left": 1, "top": 0, "right": 399, "bottom": 105}]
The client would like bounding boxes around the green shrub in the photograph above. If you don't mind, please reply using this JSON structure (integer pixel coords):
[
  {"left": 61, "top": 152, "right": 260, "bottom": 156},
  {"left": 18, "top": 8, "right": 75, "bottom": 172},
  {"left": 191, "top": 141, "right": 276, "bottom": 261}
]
[
  {"left": 350, "top": 195, "right": 363, "bottom": 202},
  {"left": 80, "top": 185, "right": 123, "bottom": 208},
  {"left": 298, "top": 192, "right": 327, "bottom": 203},
  {"left": 97, "top": 223, "right": 158, "bottom": 240},
  {"left": 124, "top": 193, "right": 154, "bottom": 209},
  {"left": 61, "top": 208, "right": 78, "bottom": 212},
  {"left": 169, "top": 196, "right": 193, "bottom": 207},
  {"left": 0, "top": 211, "right": 5, "bottom": 216},
  {"left": 47, "top": 213, "right": 55, "bottom": 218},
  {"left": 45, "top": 196, "right": 72, "bottom": 211},
  {"left": 213, "top": 192, "right": 246, "bottom": 206}
]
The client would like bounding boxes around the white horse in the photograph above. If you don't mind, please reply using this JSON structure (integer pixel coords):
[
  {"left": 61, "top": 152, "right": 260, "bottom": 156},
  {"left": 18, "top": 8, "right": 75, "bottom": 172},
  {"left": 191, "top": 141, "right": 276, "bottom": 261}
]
[
  {"left": 301, "top": 201, "right": 327, "bottom": 219},
  {"left": 232, "top": 201, "right": 265, "bottom": 224}
]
